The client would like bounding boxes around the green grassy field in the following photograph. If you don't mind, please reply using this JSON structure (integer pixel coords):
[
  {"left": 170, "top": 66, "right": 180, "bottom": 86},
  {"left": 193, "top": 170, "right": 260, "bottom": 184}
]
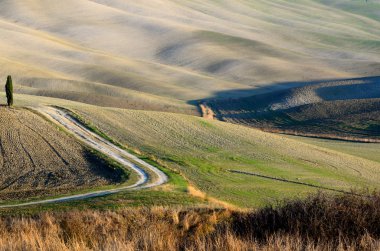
[
  {"left": 0, "top": 169, "right": 206, "bottom": 215},
  {"left": 286, "top": 135, "right": 380, "bottom": 164},
  {"left": 15, "top": 93, "right": 380, "bottom": 208}
]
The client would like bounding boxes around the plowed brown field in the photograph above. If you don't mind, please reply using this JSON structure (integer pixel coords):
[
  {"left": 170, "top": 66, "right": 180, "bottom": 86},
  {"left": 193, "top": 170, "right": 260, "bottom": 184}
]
[{"left": 0, "top": 107, "right": 122, "bottom": 200}]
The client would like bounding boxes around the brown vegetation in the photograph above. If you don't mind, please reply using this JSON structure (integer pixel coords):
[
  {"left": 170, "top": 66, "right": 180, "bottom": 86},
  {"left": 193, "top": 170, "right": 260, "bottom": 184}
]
[
  {"left": 1, "top": 191, "right": 380, "bottom": 250},
  {"left": 199, "top": 103, "right": 215, "bottom": 120},
  {"left": 0, "top": 108, "right": 124, "bottom": 200}
]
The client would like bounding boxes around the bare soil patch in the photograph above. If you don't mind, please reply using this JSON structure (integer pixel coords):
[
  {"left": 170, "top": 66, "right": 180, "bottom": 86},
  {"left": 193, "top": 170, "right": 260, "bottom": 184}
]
[{"left": 0, "top": 108, "right": 124, "bottom": 200}]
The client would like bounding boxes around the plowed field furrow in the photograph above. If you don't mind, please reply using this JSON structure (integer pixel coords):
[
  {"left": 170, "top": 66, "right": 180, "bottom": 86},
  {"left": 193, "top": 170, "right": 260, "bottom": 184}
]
[
  {"left": 0, "top": 108, "right": 126, "bottom": 200},
  {"left": 18, "top": 131, "right": 36, "bottom": 171},
  {"left": 20, "top": 121, "right": 70, "bottom": 166}
]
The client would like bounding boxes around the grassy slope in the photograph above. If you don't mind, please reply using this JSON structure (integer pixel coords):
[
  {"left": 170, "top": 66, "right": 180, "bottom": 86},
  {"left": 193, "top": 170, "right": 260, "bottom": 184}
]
[
  {"left": 286, "top": 135, "right": 380, "bottom": 164},
  {"left": 76, "top": 108, "right": 380, "bottom": 207},
  {"left": 16, "top": 94, "right": 380, "bottom": 207}
]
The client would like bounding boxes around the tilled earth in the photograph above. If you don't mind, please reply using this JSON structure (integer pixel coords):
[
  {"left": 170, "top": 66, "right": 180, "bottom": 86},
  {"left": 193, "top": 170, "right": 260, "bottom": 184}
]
[{"left": 0, "top": 108, "right": 121, "bottom": 200}]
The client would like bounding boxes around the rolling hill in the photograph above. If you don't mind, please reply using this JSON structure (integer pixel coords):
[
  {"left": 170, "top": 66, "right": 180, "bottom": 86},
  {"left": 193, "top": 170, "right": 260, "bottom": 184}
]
[
  {"left": 14, "top": 93, "right": 380, "bottom": 207},
  {"left": 207, "top": 76, "right": 380, "bottom": 140},
  {"left": 59, "top": 99, "right": 380, "bottom": 207},
  {"left": 0, "top": 1, "right": 379, "bottom": 249},
  {"left": 0, "top": 0, "right": 379, "bottom": 114}
]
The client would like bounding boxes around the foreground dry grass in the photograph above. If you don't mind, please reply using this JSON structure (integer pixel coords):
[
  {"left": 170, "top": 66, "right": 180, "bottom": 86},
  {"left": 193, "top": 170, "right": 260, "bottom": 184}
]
[
  {"left": 1, "top": 192, "right": 380, "bottom": 250},
  {"left": 0, "top": 107, "right": 125, "bottom": 201}
]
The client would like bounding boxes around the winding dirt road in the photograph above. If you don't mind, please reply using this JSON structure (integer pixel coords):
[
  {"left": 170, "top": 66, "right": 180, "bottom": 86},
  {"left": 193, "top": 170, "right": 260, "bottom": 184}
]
[{"left": 0, "top": 106, "right": 168, "bottom": 208}]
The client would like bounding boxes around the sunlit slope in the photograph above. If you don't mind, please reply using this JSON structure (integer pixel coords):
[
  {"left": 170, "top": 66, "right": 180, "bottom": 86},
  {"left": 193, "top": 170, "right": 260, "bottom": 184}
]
[
  {"left": 0, "top": 0, "right": 379, "bottom": 112},
  {"left": 16, "top": 94, "right": 380, "bottom": 207},
  {"left": 286, "top": 135, "right": 380, "bottom": 164}
]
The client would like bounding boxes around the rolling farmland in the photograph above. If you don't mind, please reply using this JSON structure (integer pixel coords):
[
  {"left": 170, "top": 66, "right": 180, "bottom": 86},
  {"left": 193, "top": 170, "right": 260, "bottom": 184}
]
[
  {"left": 72, "top": 107, "right": 380, "bottom": 207},
  {"left": 0, "top": 0, "right": 377, "bottom": 209},
  {"left": 0, "top": 0, "right": 379, "bottom": 114},
  {"left": 0, "top": 1, "right": 379, "bottom": 248},
  {"left": 12, "top": 93, "right": 380, "bottom": 207}
]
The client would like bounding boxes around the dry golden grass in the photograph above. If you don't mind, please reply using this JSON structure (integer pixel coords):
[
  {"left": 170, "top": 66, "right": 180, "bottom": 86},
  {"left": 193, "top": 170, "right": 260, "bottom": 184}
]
[
  {"left": 0, "top": 107, "right": 124, "bottom": 201},
  {"left": 1, "top": 192, "right": 380, "bottom": 250},
  {"left": 187, "top": 184, "right": 236, "bottom": 210}
]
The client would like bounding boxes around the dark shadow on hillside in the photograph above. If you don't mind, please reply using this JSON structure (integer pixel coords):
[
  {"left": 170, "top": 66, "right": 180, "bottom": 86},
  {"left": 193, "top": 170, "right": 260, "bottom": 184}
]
[
  {"left": 317, "top": 82, "right": 380, "bottom": 101},
  {"left": 83, "top": 149, "right": 128, "bottom": 184},
  {"left": 188, "top": 75, "right": 380, "bottom": 104},
  {"left": 191, "top": 75, "right": 380, "bottom": 141}
]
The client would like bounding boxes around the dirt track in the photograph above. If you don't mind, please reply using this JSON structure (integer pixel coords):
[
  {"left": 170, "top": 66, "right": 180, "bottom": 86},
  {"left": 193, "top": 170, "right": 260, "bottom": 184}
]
[{"left": 0, "top": 106, "right": 167, "bottom": 208}]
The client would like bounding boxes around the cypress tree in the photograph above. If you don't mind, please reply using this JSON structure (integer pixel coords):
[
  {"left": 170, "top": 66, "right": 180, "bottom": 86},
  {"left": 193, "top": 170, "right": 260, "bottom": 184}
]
[{"left": 5, "top": 75, "right": 13, "bottom": 106}]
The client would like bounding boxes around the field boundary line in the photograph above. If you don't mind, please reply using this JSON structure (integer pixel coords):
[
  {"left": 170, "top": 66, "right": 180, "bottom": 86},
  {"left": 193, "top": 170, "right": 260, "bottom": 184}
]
[{"left": 260, "top": 129, "right": 380, "bottom": 143}]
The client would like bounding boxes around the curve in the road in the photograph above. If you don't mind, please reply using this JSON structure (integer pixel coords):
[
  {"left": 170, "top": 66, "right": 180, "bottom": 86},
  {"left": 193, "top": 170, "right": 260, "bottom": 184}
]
[{"left": 0, "top": 106, "right": 168, "bottom": 208}]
